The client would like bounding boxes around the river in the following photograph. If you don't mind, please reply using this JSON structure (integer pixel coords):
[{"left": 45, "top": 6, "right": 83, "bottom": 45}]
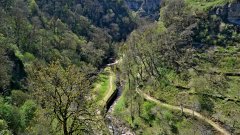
[{"left": 104, "top": 64, "right": 135, "bottom": 135}]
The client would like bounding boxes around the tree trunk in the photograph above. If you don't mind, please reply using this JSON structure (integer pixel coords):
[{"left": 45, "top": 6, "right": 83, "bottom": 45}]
[{"left": 63, "top": 119, "right": 68, "bottom": 135}]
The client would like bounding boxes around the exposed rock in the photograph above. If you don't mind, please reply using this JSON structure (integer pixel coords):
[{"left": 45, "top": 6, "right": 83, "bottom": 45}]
[
  {"left": 213, "top": 1, "right": 240, "bottom": 25},
  {"left": 124, "top": 0, "right": 161, "bottom": 20},
  {"left": 227, "top": 2, "right": 240, "bottom": 25}
]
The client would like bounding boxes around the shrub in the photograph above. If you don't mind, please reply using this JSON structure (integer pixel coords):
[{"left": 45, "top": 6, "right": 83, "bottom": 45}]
[
  {"left": 20, "top": 100, "right": 37, "bottom": 128},
  {"left": 11, "top": 90, "right": 29, "bottom": 106},
  {"left": 0, "top": 102, "right": 22, "bottom": 133}
]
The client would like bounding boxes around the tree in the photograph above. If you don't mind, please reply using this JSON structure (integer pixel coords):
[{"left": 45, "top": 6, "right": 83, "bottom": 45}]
[
  {"left": 0, "top": 98, "right": 22, "bottom": 134},
  {"left": 11, "top": 90, "right": 29, "bottom": 106},
  {"left": 0, "top": 35, "right": 13, "bottom": 93},
  {"left": 0, "top": 0, "right": 14, "bottom": 10},
  {"left": 0, "top": 119, "right": 12, "bottom": 135},
  {"left": 28, "top": 62, "right": 97, "bottom": 135},
  {"left": 20, "top": 100, "right": 37, "bottom": 128}
]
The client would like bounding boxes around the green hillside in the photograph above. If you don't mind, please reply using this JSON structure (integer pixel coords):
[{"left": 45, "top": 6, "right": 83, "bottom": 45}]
[{"left": 0, "top": 0, "right": 240, "bottom": 134}]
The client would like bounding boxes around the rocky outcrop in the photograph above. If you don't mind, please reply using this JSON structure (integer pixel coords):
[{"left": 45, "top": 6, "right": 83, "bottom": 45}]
[
  {"left": 213, "top": 1, "right": 240, "bottom": 25},
  {"left": 227, "top": 2, "right": 240, "bottom": 25},
  {"left": 124, "top": 0, "right": 161, "bottom": 20}
]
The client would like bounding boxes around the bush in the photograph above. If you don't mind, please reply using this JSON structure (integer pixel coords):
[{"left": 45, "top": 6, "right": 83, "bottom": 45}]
[
  {"left": 20, "top": 100, "right": 37, "bottom": 128},
  {"left": 11, "top": 90, "right": 29, "bottom": 106},
  {"left": 141, "top": 101, "right": 156, "bottom": 122},
  {"left": 0, "top": 119, "right": 12, "bottom": 135},
  {"left": 0, "top": 102, "right": 22, "bottom": 133},
  {"left": 0, "top": 119, "right": 8, "bottom": 130},
  {"left": 0, "top": 130, "right": 12, "bottom": 135},
  {"left": 22, "top": 52, "right": 35, "bottom": 63}
]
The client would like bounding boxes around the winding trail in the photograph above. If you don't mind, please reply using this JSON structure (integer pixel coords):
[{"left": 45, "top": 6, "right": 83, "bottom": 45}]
[
  {"left": 136, "top": 89, "right": 231, "bottom": 135},
  {"left": 103, "top": 58, "right": 230, "bottom": 135}
]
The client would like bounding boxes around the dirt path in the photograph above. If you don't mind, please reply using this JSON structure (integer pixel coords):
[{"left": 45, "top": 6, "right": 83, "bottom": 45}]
[
  {"left": 102, "top": 59, "right": 120, "bottom": 104},
  {"left": 136, "top": 89, "right": 231, "bottom": 135}
]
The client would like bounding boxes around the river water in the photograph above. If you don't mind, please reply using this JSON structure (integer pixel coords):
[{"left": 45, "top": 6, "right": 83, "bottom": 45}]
[{"left": 104, "top": 69, "right": 135, "bottom": 135}]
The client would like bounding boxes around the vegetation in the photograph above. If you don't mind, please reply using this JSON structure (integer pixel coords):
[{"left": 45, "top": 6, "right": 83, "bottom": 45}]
[
  {"left": 0, "top": 0, "right": 133, "bottom": 134},
  {"left": 185, "top": 0, "right": 232, "bottom": 11},
  {"left": 93, "top": 67, "right": 116, "bottom": 107},
  {"left": 28, "top": 62, "right": 98, "bottom": 135},
  {"left": 116, "top": 0, "right": 240, "bottom": 134},
  {"left": 1, "top": 0, "right": 240, "bottom": 134}
]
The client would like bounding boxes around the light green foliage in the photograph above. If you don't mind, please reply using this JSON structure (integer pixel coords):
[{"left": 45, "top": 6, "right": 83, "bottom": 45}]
[
  {"left": 0, "top": 99, "right": 22, "bottom": 134},
  {"left": 0, "top": 129, "right": 12, "bottom": 135},
  {"left": 114, "top": 93, "right": 126, "bottom": 113},
  {"left": 20, "top": 100, "right": 37, "bottom": 128},
  {"left": 185, "top": 0, "right": 232, "bottom": 11},
  {"left": 22, "top": 52, "right": 35, "bottom": 63},
  {"left": 0, "top": 98, "right": 35, "bottom": 134},
  {"left": 0, "top": 119, "right": 8, "bottom": 130},
  {"left": 94, "top": 67, "right": 117, "bottom": 106},
  {"left": 0, "top": 119, "right": 12, "bottom": 135},
  {"left": 141, "top": 101, "right": 156, "bottom": 121},
  {"left": 94, "top": 68, "right": 111, "bottom": 102},
  {"left": 27, "top": 0, "right": 38, "bottom": 13}
]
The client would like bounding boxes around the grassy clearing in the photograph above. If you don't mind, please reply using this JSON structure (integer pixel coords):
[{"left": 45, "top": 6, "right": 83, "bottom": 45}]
[
  {"left": 93, "top": 67, "right": 110, "bottom": 101},
  {"left": 185, "top": 0, "right": 231, "bottom": 11},
  {"left": 93, "top": 67, "right": 116, "bottom": 106}
]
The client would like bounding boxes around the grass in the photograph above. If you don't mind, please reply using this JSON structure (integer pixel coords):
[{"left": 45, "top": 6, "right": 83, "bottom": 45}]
[
  {"left": 113, "top": 81, "right": 137, "bottom": 126},
  {"left": 93, "top": 67, "right": 116, "bottom": 107},
  {"left": 113, "top": 78, "right": 217, "bottom": 134},
  {"left": 114, "top": 89, "right": 217, "bottom": 134},
  {"left": 113, "top": 82, "right": 128, "bottom": 113},
  {"left": 113, "top": 93, "right": 125, "bottom": 113},
  {"left": 119, "top": 45, "right": 240, "bottom": 134},
  {"left": 185, "top": 0, "right": 232, "bottom": 11},
  {"left": 93, "top": 68, "right": 110, "bottom": 102}
]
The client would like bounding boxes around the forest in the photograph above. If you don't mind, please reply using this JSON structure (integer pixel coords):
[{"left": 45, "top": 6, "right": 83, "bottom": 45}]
[{"left": 0, "top": 0, "right": 240, "bottom": 135}]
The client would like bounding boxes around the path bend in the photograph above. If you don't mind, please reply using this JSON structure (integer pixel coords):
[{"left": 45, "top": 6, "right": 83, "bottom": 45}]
[{"left": 136, "top": 89, "right": 231, "bottom": 135}]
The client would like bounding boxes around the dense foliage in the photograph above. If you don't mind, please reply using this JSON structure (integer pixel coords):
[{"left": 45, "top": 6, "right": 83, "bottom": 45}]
[
  {"left": 1, "top": 0, "right": 240, "bottom": 134},
  {"left": 117, "top": 0, "right": 240, "bottom": 134},
  {"left": 0, "top": 0, "right": 135, "bottom": 134},
  {"left": 0, "top": 0, "right": 137, "bottom": 92}
]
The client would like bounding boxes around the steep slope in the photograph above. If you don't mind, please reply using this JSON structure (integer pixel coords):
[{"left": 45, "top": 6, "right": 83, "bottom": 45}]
[
  {"left": 137, "top": 89, "right": 231, "bottom": 135},
  {"left": 0, "top": 0, "right": 136, "bottom": 134},
  {"left": 0, "top": 0, "right": 136, "bottom": 93},
  {"left": 114, "top": 0, "right": 240, "bottom": 134}
]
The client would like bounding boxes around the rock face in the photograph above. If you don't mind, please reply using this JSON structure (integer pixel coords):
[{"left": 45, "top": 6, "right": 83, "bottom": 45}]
[
  {"left": 227, "top": 2, "right": 240, "bottom": 25},
  {"left": 124, "top": 0, "right": 161, "bottom": 20},
  {"left": 214, "top": 1, "right": 240, "bottom": 25}
]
